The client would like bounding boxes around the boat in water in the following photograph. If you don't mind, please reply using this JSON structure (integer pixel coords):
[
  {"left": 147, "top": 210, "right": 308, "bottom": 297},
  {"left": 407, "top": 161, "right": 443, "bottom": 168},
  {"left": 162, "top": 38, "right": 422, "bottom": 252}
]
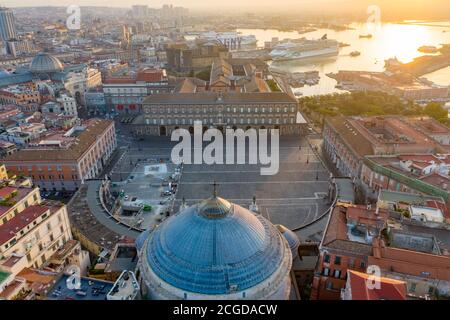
[
  {"left": 350, "top": 51, "right": 361, "bottom": 57},
  {"left": 359, "top": 34, "right": 373, "bottom": 39},
  {"left": 269, "top": 34, "right": 339, "bottom": 62},
  {"left": 418, "top": 45, "right": 439, "bottom": 53}
]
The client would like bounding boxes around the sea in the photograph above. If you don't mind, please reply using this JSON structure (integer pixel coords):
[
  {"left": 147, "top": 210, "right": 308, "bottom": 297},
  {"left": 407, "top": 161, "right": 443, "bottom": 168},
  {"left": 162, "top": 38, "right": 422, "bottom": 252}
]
[{"left": 237, "top": 21, "right": 450, "bottom": 97}]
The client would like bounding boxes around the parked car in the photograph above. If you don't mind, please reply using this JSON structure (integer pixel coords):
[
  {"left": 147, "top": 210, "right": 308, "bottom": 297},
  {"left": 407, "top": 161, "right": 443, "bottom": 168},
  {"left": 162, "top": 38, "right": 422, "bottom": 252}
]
[{"left": 161, "top": 190, "right": 172, "bottom": 197}]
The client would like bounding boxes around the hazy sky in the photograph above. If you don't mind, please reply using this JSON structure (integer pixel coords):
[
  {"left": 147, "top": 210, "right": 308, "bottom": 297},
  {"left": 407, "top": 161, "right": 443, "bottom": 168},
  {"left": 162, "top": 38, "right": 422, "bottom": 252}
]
[
  {"left": 5, "top": 0, "right": 450, "bottom": 18},
  {"left": 4, "top": 0, "right": 448, "bottom": 8}
]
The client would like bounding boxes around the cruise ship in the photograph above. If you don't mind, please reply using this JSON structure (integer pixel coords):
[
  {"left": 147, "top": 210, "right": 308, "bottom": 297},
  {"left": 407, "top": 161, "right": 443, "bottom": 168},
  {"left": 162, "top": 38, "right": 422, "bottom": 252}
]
[
  {"left": 270, "top": 35, "right": 339, "bottom": 62},
  {"left": 198, "top": 31, "right": 258, "bottom": 51}
]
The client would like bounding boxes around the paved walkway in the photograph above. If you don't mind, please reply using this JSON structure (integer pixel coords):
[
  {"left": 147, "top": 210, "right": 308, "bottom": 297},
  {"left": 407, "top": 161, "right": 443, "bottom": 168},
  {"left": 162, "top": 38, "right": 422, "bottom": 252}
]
[{"left": 86, "top": 180, "right": 141, "bottom": 238}]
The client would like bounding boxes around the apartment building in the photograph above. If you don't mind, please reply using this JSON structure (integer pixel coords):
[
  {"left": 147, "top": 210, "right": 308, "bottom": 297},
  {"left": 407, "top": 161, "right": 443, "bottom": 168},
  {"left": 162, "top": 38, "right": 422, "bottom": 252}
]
[
  {"left": 323, "top": 115, "right": 450, "bottom": 180},
  {"left": 311, "top": 202, "right": 450, "bottom": 300},
  {"left": 0, "top": 84, "right": 41, "bottom": 107},
  {"left": 3, "top": 119, "right": 116, "bottom": 191},
  {"left": 361, "top": 154, "right": 450, "bottom": 204},
  {"left": 103, "top": 68, "right": 174, "bottom": 114},
  {"left": 0, "top": 185, "right": 72, "bottom": 270}
]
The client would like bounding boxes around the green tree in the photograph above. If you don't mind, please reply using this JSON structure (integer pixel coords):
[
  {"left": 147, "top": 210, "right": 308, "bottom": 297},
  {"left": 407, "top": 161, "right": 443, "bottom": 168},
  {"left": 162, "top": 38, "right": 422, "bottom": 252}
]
[
  {"left": 424, "top": 102, "right": 447, "bottom": 120},
  {"left": 195, "top": 67, "right": 212, "bottom": 81}
]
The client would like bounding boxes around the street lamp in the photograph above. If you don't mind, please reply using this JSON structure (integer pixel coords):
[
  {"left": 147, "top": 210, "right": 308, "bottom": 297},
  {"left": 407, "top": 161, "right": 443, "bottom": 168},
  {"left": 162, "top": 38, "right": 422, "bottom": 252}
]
[{"left": 316, "top": 161, "right": 319, "bottom": 181}]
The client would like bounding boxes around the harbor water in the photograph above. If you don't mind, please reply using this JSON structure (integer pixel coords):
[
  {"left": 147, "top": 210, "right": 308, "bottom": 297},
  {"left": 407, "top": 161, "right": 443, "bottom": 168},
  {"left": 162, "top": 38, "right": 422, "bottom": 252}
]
[{"left": 238, "top": 22, "right": 450, "bottom": 96}]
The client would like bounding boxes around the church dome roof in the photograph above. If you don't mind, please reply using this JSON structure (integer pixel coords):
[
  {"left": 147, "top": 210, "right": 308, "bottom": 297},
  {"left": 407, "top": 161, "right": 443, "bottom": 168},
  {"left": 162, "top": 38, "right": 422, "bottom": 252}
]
[
  {"left": 0, "top": 69, "right": 10, "bottom": 77},
  {"left": 141, "top": 196, "right": 291, "bottom": 295},
  {"left": 29, "top": 52, "right": 64, "bottom": 74},
  {"left": 276, "top": 225, "right": 300, "bottom": 256}
]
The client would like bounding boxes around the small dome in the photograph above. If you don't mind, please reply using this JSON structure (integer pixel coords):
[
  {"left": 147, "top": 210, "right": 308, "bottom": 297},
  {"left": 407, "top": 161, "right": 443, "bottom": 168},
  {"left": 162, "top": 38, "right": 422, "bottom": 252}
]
[
  {"left": 276, "top": 225, "right": 300, "bottom": 257},
  {"left": 30, "top": 52, "right": 64, "bottom": 74}
]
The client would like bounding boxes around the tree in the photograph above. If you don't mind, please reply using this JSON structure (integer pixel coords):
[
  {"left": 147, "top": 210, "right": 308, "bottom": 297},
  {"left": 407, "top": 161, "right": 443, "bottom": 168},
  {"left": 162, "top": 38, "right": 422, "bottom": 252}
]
[
  {"left": 195, "top": 67, "right": 212, "bottom": 81},
  {"left": 424, "top": 102, "right": 447, "bottom": 120}
]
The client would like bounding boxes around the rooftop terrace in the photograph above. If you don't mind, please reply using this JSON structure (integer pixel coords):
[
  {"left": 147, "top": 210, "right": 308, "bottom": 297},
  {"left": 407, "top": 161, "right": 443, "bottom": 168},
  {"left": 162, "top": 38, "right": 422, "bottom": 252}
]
[
  {"left": 0, "top": 270, "right": 11, "bottom": 285},
  {"left": 47, "top": 275, "right": 114, "bottom": 300}
]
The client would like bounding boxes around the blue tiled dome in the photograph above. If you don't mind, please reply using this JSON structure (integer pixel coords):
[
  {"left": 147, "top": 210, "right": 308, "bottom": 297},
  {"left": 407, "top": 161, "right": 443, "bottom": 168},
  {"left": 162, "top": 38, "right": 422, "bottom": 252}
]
[
  {"left": 276, "top": 225, "right": 300, "bottom": 257},
  {"left": 0, "top": 69, "right": 10, "bottom": 77},
  {"left": 143, "top": 196, "right": 289, "bottom": 295},
  {"left": 30, "top": 52, "right": 63, "bottom": 74},
  {"left": 135, "top": 229, "right": 150, "bottom": 252}
]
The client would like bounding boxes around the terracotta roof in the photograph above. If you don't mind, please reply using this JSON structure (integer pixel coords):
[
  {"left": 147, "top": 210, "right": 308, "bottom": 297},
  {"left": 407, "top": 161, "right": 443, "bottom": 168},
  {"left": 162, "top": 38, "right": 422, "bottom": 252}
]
[
  {"left": 3, "top": 119, "right": 113, "bottom": 162},
  {"left": 104, "top": 69, "right": 167, "bottom": 84},
  {"left": 174, "top": 77, "right": 206, "bottom": 93},
  {"left": 244, "top": 76, "right": 270, "bottom": 93},
  {"left": 346, "top": 205, "right": 389, "bottom": 226},
  {"left": 1, "top": 255, "right": 23, "bottom": 268},
  {"left": 0, "top": 205, "right": 52, "bottom": 246},
  {"left": 143, "top": 92, "right": 297, "bottom": 105},
  {"left": 419, "top": 173, "right": 450, "bottom": 189},
  {"left": 322, "top": 205, "right": 379, "bottom": 255},
  {"left": 370, "top": 238, "right": 450, "bottom": 282},
  {"left": 17, "top": 267, "right": 55, "bottom": 285},
  {"left": 426, "top": 200, "right": 450, "bottom": 219},
  {"left": 0, "top": 279, "right": 26, "bottom": 299},
  {"left": 103, "top": 78, "right": 135, "bottom": 84},
  {"left": 0, "top": 186, "right": 17, "bottom": 199},
  {"left": 136, "top": 69, "right": 166, "bottom": 82},
  {"left": 325, "top": 116, "right": 374, "bottom": 158},
  {"left": 210, "top": 59, "right": 233, "bottom": 86},
  {"left": 398, "top": 154, "right": 440, "bottom": 163},
  {"left": 322, "top": 206, "right": 349, "bottom": 246},
  {"left": 346, "top": 270, "right": 407, "bottom": 300},
  {"left": 0, "top": 187, "right": 38, "bottom": 217}
]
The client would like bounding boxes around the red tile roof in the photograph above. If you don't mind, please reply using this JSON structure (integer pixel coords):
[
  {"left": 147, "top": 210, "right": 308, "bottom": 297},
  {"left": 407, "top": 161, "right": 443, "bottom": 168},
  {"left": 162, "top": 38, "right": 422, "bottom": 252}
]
[
  {"left": 370, "top": 238, "right": 450, "bottom": 281},
  {"left": 346, "top": 205, "right": 389, "bottom": 226},
  {"left": 103, "top": 69, "right": 167, "bottom": 84},
  {"left": 136, "top": 69, "right": 166, "bottom": 82},
  {"left": 426, "top": 200, "right": 450, "bottom": 219},
  {"left": 347, "top": 270, "right": 407, "bottom": 300},
  {"left": 103, "top": 78, "right": 135, "bottom": 84},
  {"left": 398, "top": 154, "right": 439, "bottom": 163},
  {"left": 419, "top": 173, "right": 450, "bottom": 189},
  {"left": 0, "top": 187, "right": 17, "bottom": 199},
  {"left": 1, "top": 255, "right": 23, "bottom": 268},
  {"left": 17, "top": 267, "right": 55, "bottom": 285},
  {"left": 0, "top": 206, "right": 50, "bottom": 245}
]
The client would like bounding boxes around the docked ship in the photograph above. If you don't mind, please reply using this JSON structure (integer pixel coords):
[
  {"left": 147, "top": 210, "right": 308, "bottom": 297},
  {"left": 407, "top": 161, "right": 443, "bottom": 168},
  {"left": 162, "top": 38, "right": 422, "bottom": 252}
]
[
  {"left": 198, "top": 31, "right": 258, "bottom": 51},
  {"left": 269, "top": 34, "right": 339, "bottom": 62},
  {"left": 418, "top": 45, "right": 439, "bottom": 54}
]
